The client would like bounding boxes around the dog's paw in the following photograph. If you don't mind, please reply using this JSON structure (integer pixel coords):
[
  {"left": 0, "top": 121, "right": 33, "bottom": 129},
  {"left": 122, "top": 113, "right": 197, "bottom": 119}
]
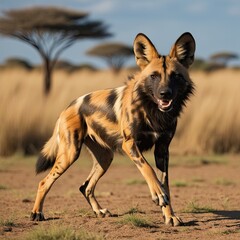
[
  {"left": 164, "top": 215, "right": 183, "bottom": 226},
  {"left": 30, "top": 212, "right": 45, "bottom": 221},
  {"left": 95, "top": 208, "right": 112, "bottom": 218}
]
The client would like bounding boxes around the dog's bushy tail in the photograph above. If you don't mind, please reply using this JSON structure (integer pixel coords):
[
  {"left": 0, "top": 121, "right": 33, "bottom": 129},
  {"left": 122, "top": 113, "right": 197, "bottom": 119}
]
[{"left": 36, "top": 119, "right": 60, "bottom": 174}]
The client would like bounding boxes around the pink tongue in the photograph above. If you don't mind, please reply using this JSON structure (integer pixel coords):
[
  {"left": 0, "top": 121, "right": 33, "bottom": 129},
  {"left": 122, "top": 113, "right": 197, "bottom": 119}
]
[
  {"left": 161, "top": 100, "right": 170, "bottom": 106},
  {"left": 159, "top": 99, "right": 171, "bottom": 108}
]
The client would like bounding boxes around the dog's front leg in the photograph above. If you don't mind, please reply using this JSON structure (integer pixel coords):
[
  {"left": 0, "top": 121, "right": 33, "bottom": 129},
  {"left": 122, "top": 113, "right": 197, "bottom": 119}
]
[
  {"left": 154, "top": 137, "right": 183, "bottom": 226},
  {"left": 122, "top": 135, "right": 169, "bottom": 208}
]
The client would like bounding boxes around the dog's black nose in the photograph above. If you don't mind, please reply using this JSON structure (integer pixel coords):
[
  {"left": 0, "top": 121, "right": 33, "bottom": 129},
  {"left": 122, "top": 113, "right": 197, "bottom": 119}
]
[{"left": 159, "top": 88, "right": 172, "bottom": 99}]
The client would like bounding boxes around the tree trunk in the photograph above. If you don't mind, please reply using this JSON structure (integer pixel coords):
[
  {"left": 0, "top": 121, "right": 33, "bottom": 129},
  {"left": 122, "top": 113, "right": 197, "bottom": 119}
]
[{"left": 43, "top": 58, "right": 52, "bottom": 95}]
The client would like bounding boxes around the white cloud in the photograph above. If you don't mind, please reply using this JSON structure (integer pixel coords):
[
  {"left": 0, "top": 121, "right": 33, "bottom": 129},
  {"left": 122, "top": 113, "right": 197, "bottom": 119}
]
[
  {"left": 228, "top": 5, "right": 240, "bottom": 16},
  {"left": 79, "top": 0, "right": 170, "bottom": 15},
  {"left": 186, "top": 2, "right": 208, "bottom": 14},
  {"left": 87, "top": 0, "right": 116, "bottom": 14}
]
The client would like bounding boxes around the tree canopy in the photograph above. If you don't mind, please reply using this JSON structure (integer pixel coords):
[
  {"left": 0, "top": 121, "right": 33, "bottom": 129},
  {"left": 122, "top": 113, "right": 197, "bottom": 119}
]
[
  {"left": 210, "top": 52, "right": 238, "bottom": 66},
  {"left": 87, "top": 42, "right": 133, "bottom": 71},
  {"left": 0, "top": 6, "right": 111, "bottom": 94}
]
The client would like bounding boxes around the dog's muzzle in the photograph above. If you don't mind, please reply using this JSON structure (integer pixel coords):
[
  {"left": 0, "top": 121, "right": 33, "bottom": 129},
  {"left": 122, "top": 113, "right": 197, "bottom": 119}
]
[
  {"left": 155, "top": 88, "right": 173, "bottom": 112},
  {"left": 156, "top": 98, "right": 173, "bottom": 112}
]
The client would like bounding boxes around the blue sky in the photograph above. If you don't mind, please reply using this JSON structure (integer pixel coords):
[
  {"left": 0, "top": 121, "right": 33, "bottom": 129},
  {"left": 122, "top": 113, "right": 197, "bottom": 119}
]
[{"left": 1, "top": 0, "right": 240, "bottom": 67}]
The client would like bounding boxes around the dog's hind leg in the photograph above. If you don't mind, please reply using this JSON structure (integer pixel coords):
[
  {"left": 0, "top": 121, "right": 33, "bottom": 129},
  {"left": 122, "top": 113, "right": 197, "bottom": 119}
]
[
  {"left": 31, "top": 140, "right": 82, "bottom": 221},
  {"left": 31, "top": 109, "right": 85, "bottom": 221},
  {"left": 79, "top": 137, "right": 113, "bottom": 217}
]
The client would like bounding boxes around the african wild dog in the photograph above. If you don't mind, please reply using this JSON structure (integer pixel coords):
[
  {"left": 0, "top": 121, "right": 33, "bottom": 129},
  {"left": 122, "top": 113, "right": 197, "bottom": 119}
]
[{"left": 31, "top": 32, "right": 195, "bottom": 226}]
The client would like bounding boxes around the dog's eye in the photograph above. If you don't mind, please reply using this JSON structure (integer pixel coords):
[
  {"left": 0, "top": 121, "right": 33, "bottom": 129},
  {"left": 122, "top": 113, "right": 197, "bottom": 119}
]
[
  {"left": 150, "top": 74, "right": 157, "bottom": 80},
  {"left": 175, "top": 73, "right": 183, "bottom": 80}
]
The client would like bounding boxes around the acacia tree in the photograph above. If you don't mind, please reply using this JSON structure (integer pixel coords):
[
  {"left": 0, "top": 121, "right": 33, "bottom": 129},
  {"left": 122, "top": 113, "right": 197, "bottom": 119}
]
[
  {"left": 0, "top": 6, "right": 111, "bottom": 94},
  {"left": 87, "top": 42, "right": 133, "bottom": 72},
  {"left": 210, "top": 52, "right": 238, "bottom": 66}
]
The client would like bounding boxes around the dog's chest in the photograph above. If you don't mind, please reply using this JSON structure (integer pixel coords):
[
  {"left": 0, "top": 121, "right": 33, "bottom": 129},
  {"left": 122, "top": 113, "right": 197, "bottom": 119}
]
[{"left": 133, "top": 120, "right": 160, "bottom": 151}]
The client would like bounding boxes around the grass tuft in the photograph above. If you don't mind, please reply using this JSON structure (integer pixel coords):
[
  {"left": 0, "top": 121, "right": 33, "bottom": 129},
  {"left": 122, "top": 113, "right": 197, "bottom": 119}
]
[
  {"left": 214, "top": 178, "right": 235, "bottom": 186},
  {"left": 0, "top": 184, "right": 8, "bottom": 190},
  {"left": 124, "top": 178, "right": 146, "bottom": 185},
  {"left": 5, "top": 220, "right": 15, "bottom": 227},
  {"left": 183, "top": 201, "right": 215, "bottom": 213},
  {"left": 25, "top": 226, "right": 104, "bottom": 240},
  {"left": 119, "top": 215, "right": 155, "bottom": 228},
  {"left": 124, "top": 207, "right": 145, "bottom": 215},
  {"left": 0, "top": 219, "right": 16, "bottom": 227},
  {"left": 221, "top": 229, "right": 240, "bottom": 235},
  {"left": 171, "top": 180, "right": 188, "bottom": 187}
]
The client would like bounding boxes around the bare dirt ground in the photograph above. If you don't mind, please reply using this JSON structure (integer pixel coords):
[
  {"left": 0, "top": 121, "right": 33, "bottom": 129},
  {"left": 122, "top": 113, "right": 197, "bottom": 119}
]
[{"left": 0, "top": 152, "right": 240, "bottom": 240}]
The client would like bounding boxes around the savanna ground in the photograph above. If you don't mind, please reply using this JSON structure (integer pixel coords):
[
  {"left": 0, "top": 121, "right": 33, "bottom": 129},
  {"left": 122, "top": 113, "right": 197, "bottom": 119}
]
[
  {"left": 0, "top": 67, "right": 240, "bottom": 239},
  {"left": 0, "top": 152, "right": 240, "bottom": 240}
]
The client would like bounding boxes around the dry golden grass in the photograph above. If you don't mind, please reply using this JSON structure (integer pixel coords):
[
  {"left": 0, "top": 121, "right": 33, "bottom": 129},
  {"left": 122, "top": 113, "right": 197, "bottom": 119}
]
[
  {"left": 0, "top": 67, "right": 240, "bottom": 155},
  {"left": 173, "top": 69, "right": 240, "bottom": 154},
  {"left": 0, "top": 67, "right": 128, "bottom": 155}
]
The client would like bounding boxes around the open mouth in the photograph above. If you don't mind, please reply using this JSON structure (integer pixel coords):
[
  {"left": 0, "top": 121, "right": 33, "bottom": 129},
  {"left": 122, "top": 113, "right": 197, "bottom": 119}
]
[{"left": 156, "top": 99, "right": 173, "bottom": 112}]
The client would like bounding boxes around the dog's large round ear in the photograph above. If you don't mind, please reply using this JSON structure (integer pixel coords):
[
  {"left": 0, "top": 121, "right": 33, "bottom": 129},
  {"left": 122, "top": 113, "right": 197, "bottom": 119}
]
[
  {"left": 169, "top": 32, "right": 196, "bottom": 68},
  {"left": 133, "top": 33, "right": 159, "bottom": 70}
]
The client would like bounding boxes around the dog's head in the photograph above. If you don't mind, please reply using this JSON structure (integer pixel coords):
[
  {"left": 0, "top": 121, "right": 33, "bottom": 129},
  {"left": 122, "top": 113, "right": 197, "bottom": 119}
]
[{"left": 133, "top": 32, "right": 195, "bottom": 112}]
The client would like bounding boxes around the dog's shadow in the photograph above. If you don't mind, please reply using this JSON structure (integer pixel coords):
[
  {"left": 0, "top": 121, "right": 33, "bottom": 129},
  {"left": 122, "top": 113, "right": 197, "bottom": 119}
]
[
  {"left": 183, "top": 220, "right": 199, "bottom": 226},
  {"left": 212, "top": 210, "right": 240, "bottom": 220},
  {"left": 45, "top": 217, "right": 61, "bottom": 221},
  {"left": 166, "top": 210, "right": 240, "bottom": 227},
  {"left": 184, "top": 210, "right": 240, "bottom": 227},
  {"left": 44, "top": 210, "right": 240, "bottom": 228}
]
